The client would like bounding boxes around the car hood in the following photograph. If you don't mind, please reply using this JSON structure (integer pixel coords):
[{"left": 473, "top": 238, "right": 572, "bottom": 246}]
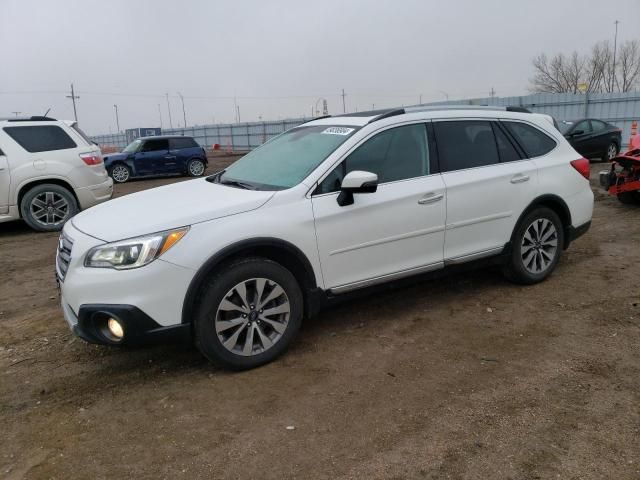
[{"left": 71, "top": 178, "right": 275, "bottom": 242}]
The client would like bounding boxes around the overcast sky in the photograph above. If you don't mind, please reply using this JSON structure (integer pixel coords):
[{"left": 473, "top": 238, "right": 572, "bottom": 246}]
[{"left": 1, "top": 0, "right": 639, "bottom": 135}]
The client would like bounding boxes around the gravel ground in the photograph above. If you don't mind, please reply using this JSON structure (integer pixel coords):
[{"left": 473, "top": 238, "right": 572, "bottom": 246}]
[{"left": 1, "top": 158, "right": 639, "bottom": 479}]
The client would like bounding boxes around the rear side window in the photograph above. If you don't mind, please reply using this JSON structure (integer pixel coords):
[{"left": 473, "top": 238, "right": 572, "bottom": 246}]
[
  {"left": 3, "top": 125, "right": 77, "bottom": 153},
  {"left": 71, "top": 123, "right": 94, "bottom": 146},
  {"left": 141, "top": 139, "right": 169, "bottom": 152},
  {"left": 434, "top": 120, "right": 499, "bottom": 172},
  {"left": 503, "top": 122, "right": 557, "bottom": 158},
  {"left": 170, "top": 137, "right": 199, "bottom": 149}
]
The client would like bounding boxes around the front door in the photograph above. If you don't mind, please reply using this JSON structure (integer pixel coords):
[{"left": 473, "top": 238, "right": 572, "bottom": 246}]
[
  {"left": 134, "top": 139, "right": 169, "bottom": 175},
  {"left": 568, "top": 120, "right": 594, "bottom": 157},
  {"left": 312, "top": 123, "right": 446, "bottom": 291}
]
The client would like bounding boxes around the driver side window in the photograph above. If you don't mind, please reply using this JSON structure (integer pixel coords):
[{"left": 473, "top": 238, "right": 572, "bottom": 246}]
[
  {"left": 316, "top": 123, "right": 429, "bottom": 194},
  {"left": 141, "top": 139, "right": 169, "bottom": 152},
  {"left": 574, "top": 120, "right": 592, "bottom": 134}
]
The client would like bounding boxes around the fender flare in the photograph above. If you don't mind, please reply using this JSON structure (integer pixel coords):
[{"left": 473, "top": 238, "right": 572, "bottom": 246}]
[{"left": 510, "top": 194, "right": 573, "bottom": 250}]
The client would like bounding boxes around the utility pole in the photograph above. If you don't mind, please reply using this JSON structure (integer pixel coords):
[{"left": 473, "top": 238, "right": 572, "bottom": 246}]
[
  {"left": 177, "top": 92, "right": 187, "bottom": 128},
  {"left": 157, "top": 104, "right": 163, "bottom": 129},
  {"left": 419, "top": 94, "right": 423, "bottom": 104},
  {"left": 113, "top": 104, "right": 120, "bottom": 133},
  {"left": 341, "top": 89, "right": 346, "bottom": 113},
  {"left": 66, "top": 83, "right": 79, "bottom": 122},
  {"left": 11, "top": 111, "right": 21, "bottom": 117},
  {"left": 165, "top": 93, "right": 173, "bottom": 129},
  {"left": 236, "top": 105, "right": 241, "bottom": 123},
  {"left": 612, "top": 20, "right": 620, "bottom": 92},
  {"left": 489, "top": 87, "right": 496, "bottom": 98}
]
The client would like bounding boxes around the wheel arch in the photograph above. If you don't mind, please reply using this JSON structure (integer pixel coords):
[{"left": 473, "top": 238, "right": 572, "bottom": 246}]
[
  {"left": 17, "top": 178, "right": 79, "bottom": 217},
  {"left": 181, "top": 238, "right": 321, "bottom": 326},
  {"left": 512, "top": 194, "right": 573, "bottom": 249}
]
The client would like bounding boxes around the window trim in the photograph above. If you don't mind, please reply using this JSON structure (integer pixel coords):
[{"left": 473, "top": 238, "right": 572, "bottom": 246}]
[
  {"left": 491, "top": 121, "right": 526, "bottom": 162},
  {"left": 499, "top": 119, "right": 558, "bottom": 159},
  {"left": 310, "top": 120, "right": 438, "bottom": 197}
]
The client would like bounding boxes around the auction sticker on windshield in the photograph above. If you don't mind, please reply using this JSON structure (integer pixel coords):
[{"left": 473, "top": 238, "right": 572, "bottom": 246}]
[{"left": 322, "top": 127, "right": 355, "bottom": 135}]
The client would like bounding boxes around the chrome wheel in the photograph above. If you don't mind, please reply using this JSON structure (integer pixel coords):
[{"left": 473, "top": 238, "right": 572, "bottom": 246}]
[
  {"left": 188, "top": 160, "right": 205, "bottom": 176},
  {"left": 215, "top": 278, "right": 290, "bottom": 356},
  {"left": 30, "top": 191, "right": 70, "bottom": 227},
  {"left": 521, "top": 218, "right": 558, "bottom": 274},
  {"left": 607, "top": 143, "right": 618, "bottom": 160},
  {"left": 111, "top": 165, "right": 130, "bottom": 183}
]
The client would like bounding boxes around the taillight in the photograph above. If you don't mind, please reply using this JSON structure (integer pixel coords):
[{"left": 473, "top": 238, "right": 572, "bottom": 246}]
[
  {"left": 80, "top": 153, "right": 103, "bottom": 166},
  {"left": 570, "top": 158, "right": 590, "bottom": 180}
]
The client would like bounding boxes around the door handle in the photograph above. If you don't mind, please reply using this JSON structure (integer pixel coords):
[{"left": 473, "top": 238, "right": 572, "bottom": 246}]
[
  {"left": 418, "top": 192, "right": 444, "bottom": 205},
  {"left": 510, "top": 174, "right": 530, "bottom": 184}
]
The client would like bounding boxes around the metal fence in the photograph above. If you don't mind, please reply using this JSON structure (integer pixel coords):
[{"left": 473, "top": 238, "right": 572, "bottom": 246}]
[{"left": 91, "top": 91, "right": 640, "bottom": 151}]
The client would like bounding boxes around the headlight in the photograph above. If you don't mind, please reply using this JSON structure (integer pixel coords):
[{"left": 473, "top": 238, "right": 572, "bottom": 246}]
[{"left": 84, "top": 227, "right": 189, "bottom": 270}]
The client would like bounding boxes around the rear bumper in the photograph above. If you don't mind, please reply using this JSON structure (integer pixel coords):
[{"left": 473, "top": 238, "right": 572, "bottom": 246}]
[
  {"left": 74, "top": 178, "right": 113, "bottom": 210},
  {"left": 61, "top": 299, "right": 191, "bottom": 346}
]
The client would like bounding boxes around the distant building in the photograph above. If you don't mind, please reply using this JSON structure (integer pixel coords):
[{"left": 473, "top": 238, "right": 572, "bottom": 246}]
[{"left": 125, "top": 127, "right": 162, "bottom": 143}]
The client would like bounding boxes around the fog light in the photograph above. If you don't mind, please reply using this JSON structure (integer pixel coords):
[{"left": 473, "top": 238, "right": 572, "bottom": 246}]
[{"left": 107, "top": 318, "right": 124, "bottom": 340}]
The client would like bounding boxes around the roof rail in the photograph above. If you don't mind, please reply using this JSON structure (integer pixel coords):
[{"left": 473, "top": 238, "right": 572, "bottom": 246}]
[
  {"left": 298, "top": 115, "right": 331, "bottom": 126},
  {"left": 404, "top": 104, "right": 531, "bottom": 114},
  {"left": 367, "top": 108, "right": 406, "bottom": 124},
  {"left": 2, "top": 116, "right": 57, "bottom": 122}
]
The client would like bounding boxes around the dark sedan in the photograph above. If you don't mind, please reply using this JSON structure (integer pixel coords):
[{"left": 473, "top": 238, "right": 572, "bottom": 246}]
[
  {"left": 104, "top": 136, "right": 208, "bottom": 183},
  {"left": 559, "top": 119, "right": 622, "bottom": 161}
]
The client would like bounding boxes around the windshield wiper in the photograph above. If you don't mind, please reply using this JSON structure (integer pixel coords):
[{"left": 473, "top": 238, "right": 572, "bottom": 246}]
[{"left": 207, "top": 170, "right": 256, "bottom": 190}]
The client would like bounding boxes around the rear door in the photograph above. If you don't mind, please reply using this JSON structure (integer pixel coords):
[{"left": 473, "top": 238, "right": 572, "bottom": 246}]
[
  {"left": 434, "top": 119, "right": 539, "bottom": 262},
  {"left": 169, "top": 137, "right": 198, "bottom": 173},
  {"left": 134, "top": 139, "right": 169, "bottom": 175}
]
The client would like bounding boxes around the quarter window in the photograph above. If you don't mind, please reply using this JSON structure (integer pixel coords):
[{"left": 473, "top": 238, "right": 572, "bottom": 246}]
[
  {"left": 3, "top": 125, "right": 77, "bottom": 153},
  {"left": 503, "top": 122, "right": 557, "bottom": 158},
  {"left": 170, "top": 137, "right": 199, "bottom": 149},
  {"left": 317, "top": 123, "right": 429, "bottom": 194},
  {"left": 434, "top": 121, "right": 499, "bottom": 172}
]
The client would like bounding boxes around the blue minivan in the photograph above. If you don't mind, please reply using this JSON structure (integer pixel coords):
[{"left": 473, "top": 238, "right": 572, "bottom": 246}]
[{"left": 104, "top": 135, "right": 208, "bottom": 183}]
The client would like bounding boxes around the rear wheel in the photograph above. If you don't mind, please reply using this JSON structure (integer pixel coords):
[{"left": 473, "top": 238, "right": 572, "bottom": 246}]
[
  {"left": 20, "top": 183, "right": 78, "bottom": 232},
  {"left": 194, "top": 257, "right": 303, "bottom": 370},
  {"left": 503, "top": 207, "right": 564, "bottom": 285},
  {"left": 617, "top": 191, "right": 640, "bottom": 205},
  {"left": 187, "top": 158, "right": 206, "bottom": 177},
  {"left": 109, "top": 164, "right": 131, "bottom": 183}
]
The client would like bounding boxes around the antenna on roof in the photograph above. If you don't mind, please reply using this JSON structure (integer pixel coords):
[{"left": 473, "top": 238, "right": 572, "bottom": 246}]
[{"left": 44, "top": 108, "right": 51, "bottom": 117}]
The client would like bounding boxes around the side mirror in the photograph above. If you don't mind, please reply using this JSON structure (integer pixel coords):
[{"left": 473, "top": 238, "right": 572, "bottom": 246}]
[
  {"left": 337, "top": 170, "right": 378, "bottom": 206},
  {"left": 571, "top": 129, "right": 585, "bottom": 136}
]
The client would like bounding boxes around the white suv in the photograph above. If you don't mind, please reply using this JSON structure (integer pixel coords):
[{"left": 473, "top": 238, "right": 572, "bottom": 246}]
[
  {"left": 57, "top": 107, "right": 593, "bottom": 369},
  {"left": 0, "top": 116, "right": 113, "bottom": 231}
]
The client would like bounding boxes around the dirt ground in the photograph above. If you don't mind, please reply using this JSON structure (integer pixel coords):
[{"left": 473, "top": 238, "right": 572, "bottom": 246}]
[{"left": 1, "top": 157, "right": 639, "bottom": 480}]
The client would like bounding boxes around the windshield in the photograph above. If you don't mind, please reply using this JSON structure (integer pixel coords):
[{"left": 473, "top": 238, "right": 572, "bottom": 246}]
[
  {"left": 558, "top": 121, "right": 574, "bottom": 135},
  {"left": 219, "top": 125, "right": 359, "bottom": 190},
  {"left": 122, "top": 139, "right": 142, "bottom": 153}
]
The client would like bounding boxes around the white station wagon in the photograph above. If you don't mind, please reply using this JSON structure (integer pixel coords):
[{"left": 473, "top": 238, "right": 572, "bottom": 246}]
[{"left": 57, "top": 106, "right": 593, "bottom": 369}]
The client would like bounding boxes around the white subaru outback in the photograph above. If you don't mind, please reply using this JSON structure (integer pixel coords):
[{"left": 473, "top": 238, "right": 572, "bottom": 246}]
[{"left": 57, "top": 106, "right": 593, "bottom": 370}]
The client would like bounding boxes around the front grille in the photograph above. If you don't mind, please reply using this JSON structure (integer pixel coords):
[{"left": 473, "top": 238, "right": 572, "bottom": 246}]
[{"left": 56, "top": 232, "right": 74, "bottom": 282}]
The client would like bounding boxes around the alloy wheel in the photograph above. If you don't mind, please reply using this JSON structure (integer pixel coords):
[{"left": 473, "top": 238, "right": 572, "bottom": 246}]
[
  {"left": 215, "top": 278, "right": 290, "bottom": 356},
  {"left": 607, "top": 143, "right": 618, "bottom": 160},
  {"left": 112, "top": 165, "right": 129, "bottom": 182},
  {"left": 189, "top": 160, "right": 205, "bottom": 176},
  {"left": 30, "top": 191, "right": 70, "bottom": 227},
  {"left": 521, "top": 218, "right": 558, "bottom": 274}
]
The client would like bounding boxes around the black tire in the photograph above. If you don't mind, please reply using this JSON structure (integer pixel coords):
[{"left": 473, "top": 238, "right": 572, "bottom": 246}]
[
  {"left": 194, "top": 257, "right": 304, "bottom": 370},
  {"left": 186, "top": 158, "right": 206, "bottom": 177},
  {"left": 603, "top": 142, "right": 618, "bottom": 162},
  {"left": 109, "top": 163, "right": 131, "bottom": 183},
  {"left": 503, "top": 207, "right": 564, "bottom": 285},
  {"left": 20, "top": 183, "right": 78, "bottom": 232},
  {"left": 617, "top": 191, "right": 640, "bottom": 205}
]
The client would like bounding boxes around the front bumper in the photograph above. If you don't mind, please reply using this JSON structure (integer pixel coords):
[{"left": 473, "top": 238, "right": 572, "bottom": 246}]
[
  {"left": 61, "top": 300, "right": 191, "bottom": 346},
  {"left": 74, "top": 177, "right": 114, "bottom": 210}
]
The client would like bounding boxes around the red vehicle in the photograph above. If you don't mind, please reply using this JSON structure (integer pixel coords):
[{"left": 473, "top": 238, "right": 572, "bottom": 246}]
[{"left": 600, "top": 134, "right": 640, "bottom": 204}]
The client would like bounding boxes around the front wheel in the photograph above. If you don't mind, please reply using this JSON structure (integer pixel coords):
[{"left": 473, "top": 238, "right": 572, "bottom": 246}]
[
  {"left": 194, "top": 257, "right": 303, "bottom": 370},
  {"left": 503, "top": 207, "right": 564, "bottom": 285},
  {"left": 186, "top": 158, "right": 206, "bottom": 177}
]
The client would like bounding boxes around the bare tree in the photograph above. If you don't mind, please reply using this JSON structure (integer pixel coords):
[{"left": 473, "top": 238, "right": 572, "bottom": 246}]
[{"left": 530, "top": 40, "right": 640, "bottom": 94}]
